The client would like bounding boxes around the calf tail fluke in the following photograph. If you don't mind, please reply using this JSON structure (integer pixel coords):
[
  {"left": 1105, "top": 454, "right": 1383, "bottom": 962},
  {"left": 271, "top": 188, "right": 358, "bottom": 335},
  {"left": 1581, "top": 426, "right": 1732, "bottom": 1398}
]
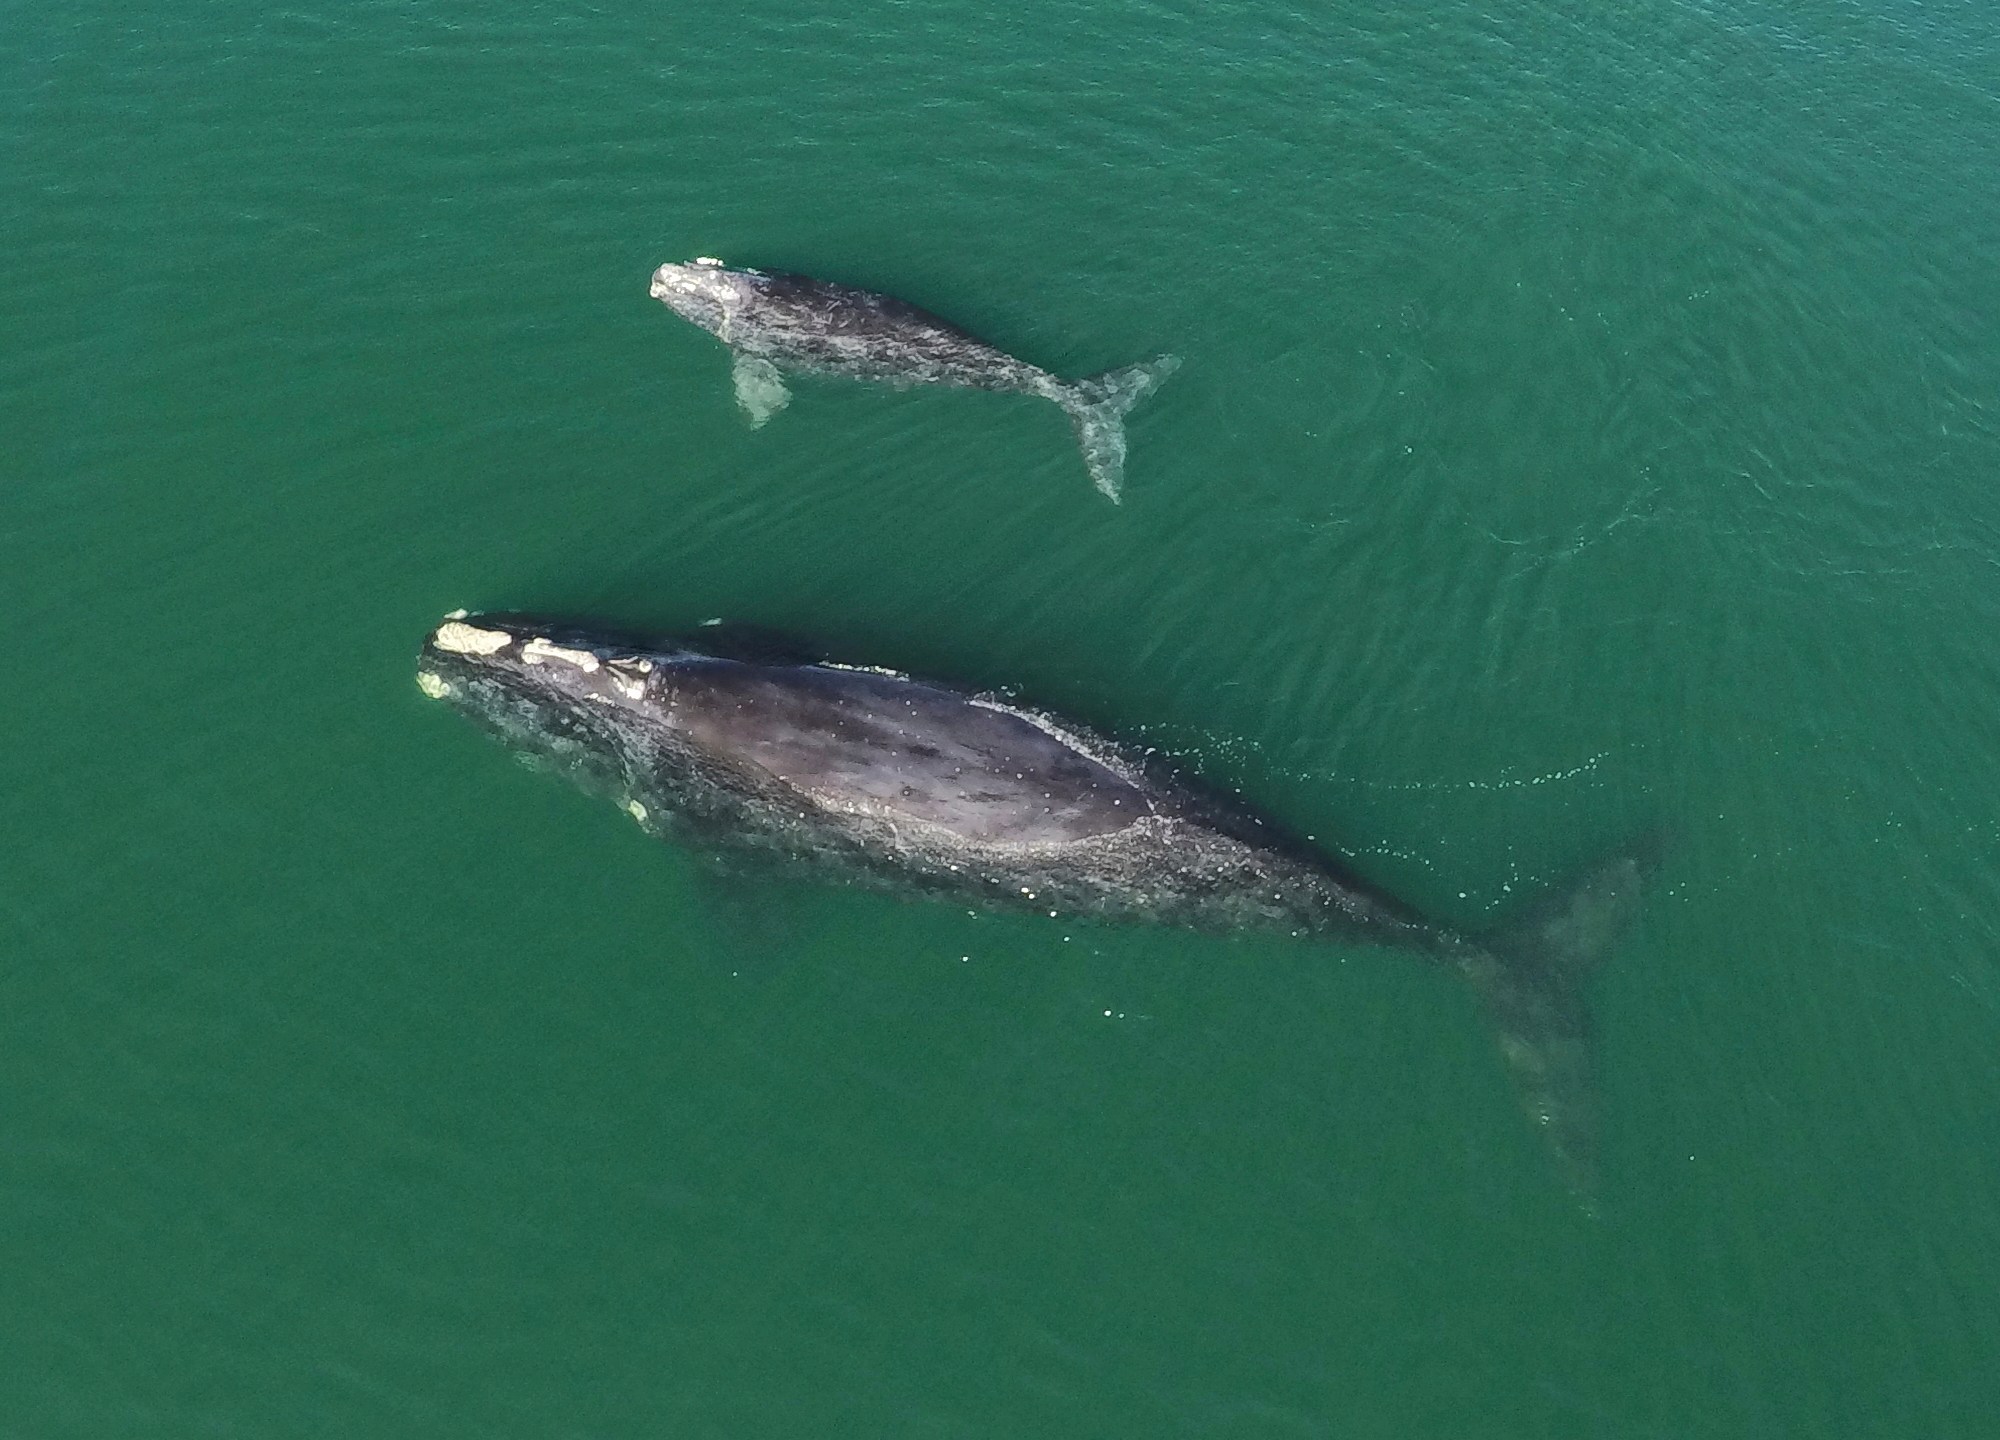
[
  {"left": 1059, "top": 355, "right": 1181, "bottom": 502},
  {"left": 1459, "top": 834, "right": 1662, "bottom": 1206}
]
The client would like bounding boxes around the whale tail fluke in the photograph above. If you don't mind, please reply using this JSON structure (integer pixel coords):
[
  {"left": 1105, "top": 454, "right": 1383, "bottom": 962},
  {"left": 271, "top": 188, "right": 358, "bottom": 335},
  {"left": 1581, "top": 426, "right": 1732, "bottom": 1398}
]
[
  {"left": 1461, "top": 834, "right": 1663, "bottom": 1206},
  {"left": 1059, "top": 355, "right": 1181, "bottom": 503}
]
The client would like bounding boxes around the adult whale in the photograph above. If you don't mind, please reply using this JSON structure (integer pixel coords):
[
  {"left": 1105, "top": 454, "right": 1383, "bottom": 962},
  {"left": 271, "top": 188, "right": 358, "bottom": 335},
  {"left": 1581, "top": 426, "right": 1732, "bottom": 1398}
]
[
  {"left": 417, "top": 611, "right": 1655, "bottom": 1197},
  {"left": 649, "top": 257, "right": 1179, "bottom": 502}
]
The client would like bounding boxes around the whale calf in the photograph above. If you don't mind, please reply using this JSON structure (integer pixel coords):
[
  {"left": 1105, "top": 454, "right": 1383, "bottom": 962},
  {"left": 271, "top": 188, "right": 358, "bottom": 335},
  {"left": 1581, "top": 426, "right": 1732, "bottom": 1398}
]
[
  {"left": 649, "top": 257, "right": 1179, "bottom": 502},
  {"left": 418, "top": 612, "right": 1655, "bottom": 1195}
]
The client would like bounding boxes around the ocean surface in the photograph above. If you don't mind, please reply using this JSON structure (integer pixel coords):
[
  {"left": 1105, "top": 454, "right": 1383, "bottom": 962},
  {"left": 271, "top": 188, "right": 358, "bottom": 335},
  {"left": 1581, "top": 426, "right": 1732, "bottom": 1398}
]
[{"left": 6, "top": 1, "right": 1999, "bottom": 1434}]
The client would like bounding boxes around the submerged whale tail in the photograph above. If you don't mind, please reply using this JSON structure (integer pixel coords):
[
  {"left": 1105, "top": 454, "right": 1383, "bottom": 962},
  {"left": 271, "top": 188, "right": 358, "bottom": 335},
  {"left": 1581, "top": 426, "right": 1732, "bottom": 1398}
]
[
  {"left": 1458, "top": 836, "right": 1662, "bottom": 1204},
  {"left": 1058, "top": 355, "right": 1181, "bottom": 503}
]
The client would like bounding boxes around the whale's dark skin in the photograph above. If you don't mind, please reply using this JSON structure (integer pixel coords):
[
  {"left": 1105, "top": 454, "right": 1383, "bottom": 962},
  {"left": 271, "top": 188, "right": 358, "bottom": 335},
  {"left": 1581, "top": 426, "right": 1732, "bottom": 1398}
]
[
  {"left": 649, "top": 257, "right": 1178, "bottom": 502},
  {"left": 417, "top": 612, "right": 1655, "bottom": 1197}
]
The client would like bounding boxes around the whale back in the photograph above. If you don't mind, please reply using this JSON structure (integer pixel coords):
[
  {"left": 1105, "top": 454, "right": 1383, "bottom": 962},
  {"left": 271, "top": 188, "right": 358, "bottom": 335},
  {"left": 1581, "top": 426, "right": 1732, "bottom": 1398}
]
[
  {"left": 752, "top": 272, "right": 979, "bottom": 341},
  {"left": 660, "top": 660, "right": 1154, "bottom": 846},
  {"left": 724, "top": 271, "right": 1041, "bottom": 389}
]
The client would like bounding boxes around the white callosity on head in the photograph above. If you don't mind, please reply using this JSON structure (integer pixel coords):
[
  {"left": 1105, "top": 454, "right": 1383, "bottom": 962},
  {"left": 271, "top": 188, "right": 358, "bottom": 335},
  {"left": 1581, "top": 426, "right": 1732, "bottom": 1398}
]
[
  {"left": 652, "top": 259, "right": 727, "bottom": 299},
  {"left": 623, "top": 799, "right": 648, "bottom": 825},
  {"left": 432, "top": 621, "right": 513, "bottom": 656},
  {"left": 606, "top": 657, "right": 652, "bottom": 700},
  {"left": 415, "top": 671, "right": 452, "bottom": 700},
  {"left": 520, "top": 637, "right": 600, "bottom": 672}
]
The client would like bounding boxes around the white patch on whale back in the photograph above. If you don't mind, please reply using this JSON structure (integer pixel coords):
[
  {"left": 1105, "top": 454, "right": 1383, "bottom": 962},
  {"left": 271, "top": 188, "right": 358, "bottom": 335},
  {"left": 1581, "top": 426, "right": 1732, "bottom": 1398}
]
[
  {"left": 732, "top": 354, "right": 791, "bottom": 427},
  {"left": 415, "top": 671, "right": 452, "bottom": 700},
  {"left": 818, "top": 660, "right": 909, "bottom": 679},
  {"left": 433, "top": 621, "right": 512, "bottom": 656},
  {"left": 521, "top": 637, "right": 600, "bottom": 672},
  {"left": 623, "top": 799, "right": 648, "bottom": 824},
  {"left": 716, "top": 286, "right": 739, "bottom": 345},
  {"left": 964, "top": 692, "right": 1154, "bottom": 797}
]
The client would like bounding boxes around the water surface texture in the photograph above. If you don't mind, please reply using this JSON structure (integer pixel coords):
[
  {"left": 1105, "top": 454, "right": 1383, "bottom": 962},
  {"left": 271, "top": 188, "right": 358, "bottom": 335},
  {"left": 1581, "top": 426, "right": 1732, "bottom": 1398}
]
[{"left": 6, "top": 2, "right": 1999, "bottom": 1435}]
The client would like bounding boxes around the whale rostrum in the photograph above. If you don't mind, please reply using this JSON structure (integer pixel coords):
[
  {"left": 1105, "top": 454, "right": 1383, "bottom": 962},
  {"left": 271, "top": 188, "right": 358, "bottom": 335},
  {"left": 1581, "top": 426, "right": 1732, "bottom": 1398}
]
[
  {"left": 419, "top": 613, "right": 1657, "bottom": 1198},
  {"left": 649, "top": 257, "right": 1179, "bottom": 502}
]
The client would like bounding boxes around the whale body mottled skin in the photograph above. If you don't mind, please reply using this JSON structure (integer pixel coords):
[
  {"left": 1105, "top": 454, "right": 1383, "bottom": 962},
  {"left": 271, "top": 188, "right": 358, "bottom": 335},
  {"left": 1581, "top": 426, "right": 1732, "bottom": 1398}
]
[
  {"left": 649, "top": 257, "right": 1179, "bottom": 502},
  {"left": 417, "top": 612, "right": 1655, "bottom": 1196}
]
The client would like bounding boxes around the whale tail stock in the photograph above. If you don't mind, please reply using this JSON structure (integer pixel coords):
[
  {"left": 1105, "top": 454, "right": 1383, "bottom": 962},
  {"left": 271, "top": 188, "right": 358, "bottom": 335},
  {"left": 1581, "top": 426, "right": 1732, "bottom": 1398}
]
[
  {"left": 1059, "top": 354, "right": 1182, "bottom": 503},
  {"left": 1456, "top": 834, "right": 1663, "bottom": 1207}
]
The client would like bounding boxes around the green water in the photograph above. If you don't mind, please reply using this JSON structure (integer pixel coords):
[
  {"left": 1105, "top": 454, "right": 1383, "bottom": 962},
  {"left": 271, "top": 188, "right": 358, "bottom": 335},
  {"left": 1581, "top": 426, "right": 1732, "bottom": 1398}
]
[{"left": 7, "top": 1, "right": 2000, "bottom": 1433}]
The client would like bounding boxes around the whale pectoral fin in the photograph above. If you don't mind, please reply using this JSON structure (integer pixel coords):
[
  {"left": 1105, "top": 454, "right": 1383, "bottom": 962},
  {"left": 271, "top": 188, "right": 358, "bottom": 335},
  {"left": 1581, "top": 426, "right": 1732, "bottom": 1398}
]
[
  {"left": 688, "top": 853, "right": 820, "bottom": 970},
  {"left": 731, "top": 354, "right": 791, "bottom": 428}
]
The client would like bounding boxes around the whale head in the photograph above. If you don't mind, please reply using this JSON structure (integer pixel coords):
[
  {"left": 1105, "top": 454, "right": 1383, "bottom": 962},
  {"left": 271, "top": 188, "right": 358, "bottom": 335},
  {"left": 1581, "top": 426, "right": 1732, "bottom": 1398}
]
[
  {"left": 417, "top": 612, "right": 685, "bottom": 794},
  {"left": 649, "top": 257, "right": 752, "bottom": 335}
]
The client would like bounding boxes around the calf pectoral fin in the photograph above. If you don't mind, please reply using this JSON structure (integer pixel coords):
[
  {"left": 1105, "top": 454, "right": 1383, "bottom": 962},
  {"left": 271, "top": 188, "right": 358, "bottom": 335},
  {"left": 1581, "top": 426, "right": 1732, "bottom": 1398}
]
[{"left": 731, "top": 354, "right": 791, "bottom": 428}]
